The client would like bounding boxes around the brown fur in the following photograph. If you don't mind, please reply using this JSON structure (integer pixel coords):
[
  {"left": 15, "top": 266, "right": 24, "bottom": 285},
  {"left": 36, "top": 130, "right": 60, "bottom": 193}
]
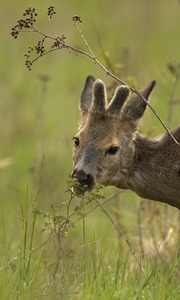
[{"left": 72, "top": 75, "right": 180, "bottom": 209}]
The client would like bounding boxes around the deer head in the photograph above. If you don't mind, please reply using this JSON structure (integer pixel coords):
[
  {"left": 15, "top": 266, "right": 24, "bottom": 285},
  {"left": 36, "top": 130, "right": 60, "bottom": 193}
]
[{"left": 71, "top": 75, "right": 156, "bottom": 192}]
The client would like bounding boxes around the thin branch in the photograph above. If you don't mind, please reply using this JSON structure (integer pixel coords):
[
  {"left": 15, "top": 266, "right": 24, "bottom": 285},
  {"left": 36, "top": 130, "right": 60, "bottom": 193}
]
[
  {"left": 137, "top": 199, "right": 145, "bottom": 260},
  {"left": 167, "top": 64, "right": 180, "bottom": 128},
  {"left": 163, "top": 64, "right": 180, "bottom": 238},
  {"left": 74, "top": 21, "right": 96, "bottom": 58},
  {"left": 48, "top": 17, "right": 58, "bottom": 38},
  {"left": 11, "top": 9, "right": 180, "bottom": 145},
  {"left": 74, "top": 190, "right": 123, "bottom": 223},
  {"left": 94, "top": 199, "right": 142, "bottom": 270},
  {"left": 82, "top": 197, "right": 86, "bottom": 288},
  {"left": 73, "top": 22, "right": 180, "bottom": 146},
  {"left": 24, "top": 26, "right": 56, "bottom": 40},
  {"left": 29, "top": 190, "right": 123, "bottom": 255}
]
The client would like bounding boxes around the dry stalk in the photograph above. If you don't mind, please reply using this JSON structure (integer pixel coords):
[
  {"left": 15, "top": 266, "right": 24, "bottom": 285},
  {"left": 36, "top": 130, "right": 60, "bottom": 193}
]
[
  {"left": 94, "top": 199, "right": 142, "bottom": 271},
  {"left": 137, "top": 199, "right": 145, "bottom": 260},
  {"left": 163, "top": 63, "right": 180, "bottom": 238},
  {"left": 11, "top": 7, "right": 180, "bottom": 146}
]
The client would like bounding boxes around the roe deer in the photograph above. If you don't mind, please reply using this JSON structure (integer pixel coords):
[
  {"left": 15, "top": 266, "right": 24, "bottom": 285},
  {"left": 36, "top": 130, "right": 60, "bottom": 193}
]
[{"left": 71, "top": 75, "right": 180, "bottom": 209}]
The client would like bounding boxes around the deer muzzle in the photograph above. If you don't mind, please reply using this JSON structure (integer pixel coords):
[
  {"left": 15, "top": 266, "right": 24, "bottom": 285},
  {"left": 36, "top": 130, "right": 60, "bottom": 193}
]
[{"left": 71, "top": 169, "right": 94, "bottom": 192}]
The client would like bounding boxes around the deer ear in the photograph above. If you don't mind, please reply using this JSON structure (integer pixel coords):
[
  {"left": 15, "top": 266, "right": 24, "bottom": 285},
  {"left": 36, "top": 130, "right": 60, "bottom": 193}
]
[
  {"left": 91, "top": 79, "right": 106, "bottom": 114},
  {"left": 80, "top": 75, "right": 95, "bottom": 115},
  {"left": 121, "top": 80, "right": 156, "bottom": 127},
  {"left": 107, "top": 85, "right": 130, "bottom": 117}
]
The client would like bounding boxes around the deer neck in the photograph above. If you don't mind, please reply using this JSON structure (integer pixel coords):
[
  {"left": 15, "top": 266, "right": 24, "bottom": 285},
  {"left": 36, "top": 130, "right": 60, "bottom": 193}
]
[
  {"left": 113, "top": 134, "right": 155, "bottom": 189},
  {"left": 127, "top": 134, "right": 158, "bottom": 187},
  {"left": 121, "top": 133, "right": 180, "bottom": 209}
]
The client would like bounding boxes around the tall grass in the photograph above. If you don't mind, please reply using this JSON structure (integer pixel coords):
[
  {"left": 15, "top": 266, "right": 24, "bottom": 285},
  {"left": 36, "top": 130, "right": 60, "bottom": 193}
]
[{"left": 0, "top": 177, "right": 179, "bottom": 299}]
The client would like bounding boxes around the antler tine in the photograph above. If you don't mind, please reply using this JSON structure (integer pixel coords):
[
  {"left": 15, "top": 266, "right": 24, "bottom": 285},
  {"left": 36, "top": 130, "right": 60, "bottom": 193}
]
[
  {"left": 107, "top": 85, "right": 130, "bottom": 117},
  {"left": 91, "top": 79, "right": 107, "bottom": 114}
]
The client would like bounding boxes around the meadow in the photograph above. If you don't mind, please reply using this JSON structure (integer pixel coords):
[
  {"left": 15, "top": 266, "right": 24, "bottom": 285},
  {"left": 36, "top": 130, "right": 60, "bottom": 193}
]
[{"left": 0, "top": 0, "right": 180, "bottom": 299}]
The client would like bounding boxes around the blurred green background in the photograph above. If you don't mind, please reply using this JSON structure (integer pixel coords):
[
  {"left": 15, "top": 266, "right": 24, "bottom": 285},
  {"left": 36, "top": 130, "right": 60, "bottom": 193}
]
[
  {"left": 1, "top": 0, "right": 180, "bottom": 244},
  {"left": 0, "top": 0, "right": 180, "bottom": 297}
]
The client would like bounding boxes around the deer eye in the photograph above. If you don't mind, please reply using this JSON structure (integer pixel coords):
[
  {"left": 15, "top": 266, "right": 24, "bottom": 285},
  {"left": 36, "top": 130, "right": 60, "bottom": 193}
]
[
  {"left": 106, "top": 146, "right": 119, "bottom": 155},
  {"left": 73, "top": 137, "right": 80, "bottom": 147}
]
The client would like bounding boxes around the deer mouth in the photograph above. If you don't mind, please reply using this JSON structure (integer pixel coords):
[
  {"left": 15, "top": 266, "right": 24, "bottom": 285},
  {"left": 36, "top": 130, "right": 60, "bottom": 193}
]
[
  {"left": 71, "top": 169, "right": 95, "bottom": 195},
  {"left": 72, "top": 181, "right": 94, "bottom": 196}
]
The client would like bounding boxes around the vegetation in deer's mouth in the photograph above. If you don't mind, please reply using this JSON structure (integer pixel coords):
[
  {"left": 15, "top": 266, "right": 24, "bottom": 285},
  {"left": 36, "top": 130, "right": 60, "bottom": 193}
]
[
  {"left": 73, "top": 182, "right": 95, "bottom": 197},
  {"left": 68, "top": 177, "right": 90, "bottom": 197}
]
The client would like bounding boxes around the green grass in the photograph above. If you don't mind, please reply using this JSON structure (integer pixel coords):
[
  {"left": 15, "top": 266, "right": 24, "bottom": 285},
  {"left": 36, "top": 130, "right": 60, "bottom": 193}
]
[{"left": 0, "top": 0, "right": 180, "bottom": 299}]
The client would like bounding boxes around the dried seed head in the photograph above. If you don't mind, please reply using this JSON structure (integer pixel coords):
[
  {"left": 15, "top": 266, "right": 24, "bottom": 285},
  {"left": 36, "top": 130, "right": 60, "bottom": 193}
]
[
  {"left": 47, "top": 6, "right": 56, "bottom": 19},
  {"left": 72, "top": 15, "right": 82, "bottom": 23}
]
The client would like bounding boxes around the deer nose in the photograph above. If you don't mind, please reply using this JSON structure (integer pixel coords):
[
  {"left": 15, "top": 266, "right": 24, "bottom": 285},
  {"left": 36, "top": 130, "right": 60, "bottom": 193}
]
[{"left": 71, "top": 169, "right": 94, "bottom": 189}]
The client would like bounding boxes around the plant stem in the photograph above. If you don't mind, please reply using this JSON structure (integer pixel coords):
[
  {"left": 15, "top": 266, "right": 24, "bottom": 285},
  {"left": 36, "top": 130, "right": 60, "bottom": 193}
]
[
  {"left": 82, "top": 197, "right": 86, "bottom": 288},
  {"left": 73, "top": 22, "right": 180, "bottom": 146},
  {"left": 94, "top": 199, "right": 142, "bottom": 270}
]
